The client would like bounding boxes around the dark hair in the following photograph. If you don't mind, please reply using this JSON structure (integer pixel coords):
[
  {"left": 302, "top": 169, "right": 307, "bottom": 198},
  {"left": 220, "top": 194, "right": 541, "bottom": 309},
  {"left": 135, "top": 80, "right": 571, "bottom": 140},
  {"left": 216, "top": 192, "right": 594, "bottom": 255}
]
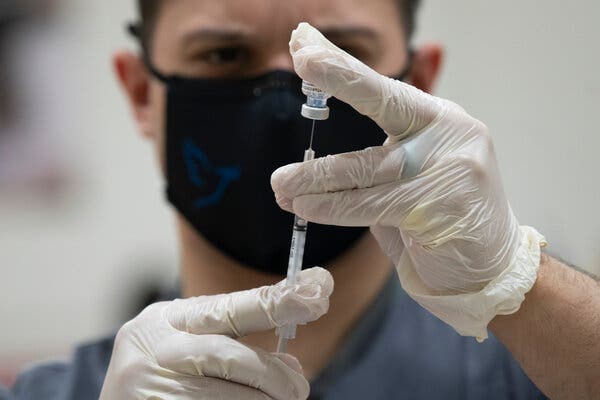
[
  {"left": 397, "top": 0, "right": 422, "bottom": 40},
  {"left": 135, "top": 0, "right": 160, "bottom": 50},
  {"left": 136, "top": 0, "right": 421, "bottom": 48}
]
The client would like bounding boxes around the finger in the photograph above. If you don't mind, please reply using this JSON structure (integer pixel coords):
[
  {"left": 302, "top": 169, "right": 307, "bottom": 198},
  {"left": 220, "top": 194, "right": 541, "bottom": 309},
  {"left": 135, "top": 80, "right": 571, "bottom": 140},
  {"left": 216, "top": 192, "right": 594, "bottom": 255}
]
[
  {"left": 292, "top": 182, "right": 405, "bottom": 227},
  {"left": 165, "top": 267, "right": 333, "bottom": 337},
  {"left": 291, "top": 163, "right": 469, "bottom": 245},
  {"left": 177, "top": 377, "right": 274, "bottom": 400},
  {"left": 289, "top": 22, "right": 444, "bottom": 139},
  {"left": 271, "top": 143, "right": 407, "bottom": 213},
  {"left": 271, "top": 353, "right": 304, "bottom": 375},
  {"left": 156, "top": 335, "right": 309, "bottom": 400},
  {"left": 290, "top": 170, "right": 445, "bottom": 227}
]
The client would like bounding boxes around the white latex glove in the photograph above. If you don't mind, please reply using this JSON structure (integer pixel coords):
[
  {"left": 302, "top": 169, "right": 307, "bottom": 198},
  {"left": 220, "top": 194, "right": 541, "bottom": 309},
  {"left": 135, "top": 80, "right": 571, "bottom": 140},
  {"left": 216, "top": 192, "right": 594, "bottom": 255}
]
[
  {"left": 99, "top": 267, "right": 333, "bottom": 400},
  {"left": 271, "top": 23, "right": 546, "bottom": 341}
]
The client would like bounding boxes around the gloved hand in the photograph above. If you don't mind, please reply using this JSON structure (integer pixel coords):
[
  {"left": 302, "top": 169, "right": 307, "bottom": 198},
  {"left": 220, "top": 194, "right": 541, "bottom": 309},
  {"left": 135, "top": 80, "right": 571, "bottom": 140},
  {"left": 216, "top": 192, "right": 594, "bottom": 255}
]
[
  {"left": 272, "top": 23, "right": 546, "bottom": 341},
  {"left": 99, "top": 267, "right": 333, "bottom": 400}
]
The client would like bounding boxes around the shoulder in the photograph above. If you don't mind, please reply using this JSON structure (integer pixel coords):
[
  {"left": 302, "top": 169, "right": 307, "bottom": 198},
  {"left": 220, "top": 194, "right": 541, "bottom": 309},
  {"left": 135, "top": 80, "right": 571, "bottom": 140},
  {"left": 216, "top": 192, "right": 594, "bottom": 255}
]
[
  {"left": 9, "top": 361, "right": 70, "bottom": 400},
  {"left": 9, "top": 335, "right": 114, "bottom": 400},
  {"left": 328, "top": 286, "right": 547, "bottom": 399},
  {"left": 389, "top": 288, "right": 547, "bottom": 398}
]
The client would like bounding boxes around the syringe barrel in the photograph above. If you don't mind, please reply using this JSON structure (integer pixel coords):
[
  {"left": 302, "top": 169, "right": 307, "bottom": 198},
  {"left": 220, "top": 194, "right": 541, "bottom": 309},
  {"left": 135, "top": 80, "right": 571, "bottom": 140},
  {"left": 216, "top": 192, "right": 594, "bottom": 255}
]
[
  {"left": 276, "top": 109, "right": 320, "bottom": 348},
  {"left": 287, "top": 216, "right": 307, "bottom": 282}
]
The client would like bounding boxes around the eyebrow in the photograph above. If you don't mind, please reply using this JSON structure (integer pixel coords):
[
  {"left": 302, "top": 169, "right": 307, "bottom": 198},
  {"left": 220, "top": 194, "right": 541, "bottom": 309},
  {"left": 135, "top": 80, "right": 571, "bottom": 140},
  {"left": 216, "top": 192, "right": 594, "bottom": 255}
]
[
  {"left": 318, "top": 26, "right": 379, "bottom": 41},
  {"left": 182, "top": 27, "right": 252, "bottom": 44}
]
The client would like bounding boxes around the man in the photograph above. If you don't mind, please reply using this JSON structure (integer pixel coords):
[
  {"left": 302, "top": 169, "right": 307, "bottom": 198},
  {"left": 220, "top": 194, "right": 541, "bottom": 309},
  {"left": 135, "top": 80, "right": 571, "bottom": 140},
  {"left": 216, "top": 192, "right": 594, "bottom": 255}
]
[{"left": 4, "top": 1, "right": 600, "bottom": 399}]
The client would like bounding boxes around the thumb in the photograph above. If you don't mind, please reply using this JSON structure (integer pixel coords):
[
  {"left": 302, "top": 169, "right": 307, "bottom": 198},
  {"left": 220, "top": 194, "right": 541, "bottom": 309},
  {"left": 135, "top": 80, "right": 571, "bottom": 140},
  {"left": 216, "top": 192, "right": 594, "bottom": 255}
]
[
  {"left": 165, "top": 267, "right": 334, "bottom": 337},
  {"left": 289, "top": 22, "right": 444, "bottom": 140}
]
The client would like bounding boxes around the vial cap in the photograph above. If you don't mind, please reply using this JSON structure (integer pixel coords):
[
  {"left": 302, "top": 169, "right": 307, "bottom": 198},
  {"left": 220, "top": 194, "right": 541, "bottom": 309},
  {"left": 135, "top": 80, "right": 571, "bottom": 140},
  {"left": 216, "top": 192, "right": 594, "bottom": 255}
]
[{"left": 301, "top": 104, "right": 330, "bottom": 120}]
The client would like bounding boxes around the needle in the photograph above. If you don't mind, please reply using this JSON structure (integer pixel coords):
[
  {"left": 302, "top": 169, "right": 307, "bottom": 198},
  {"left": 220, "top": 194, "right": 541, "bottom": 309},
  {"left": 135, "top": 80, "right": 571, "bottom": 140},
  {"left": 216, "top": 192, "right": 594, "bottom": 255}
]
[{"left": 309, "top": 120, "right": 316, "bottom": 150}]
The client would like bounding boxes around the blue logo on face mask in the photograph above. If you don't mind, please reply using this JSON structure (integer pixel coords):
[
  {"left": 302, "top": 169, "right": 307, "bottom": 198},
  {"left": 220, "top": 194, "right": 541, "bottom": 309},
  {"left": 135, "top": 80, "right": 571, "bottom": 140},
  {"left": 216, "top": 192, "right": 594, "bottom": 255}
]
[{"left": 182, "top": 138, "right": 241, "bottom": 208}]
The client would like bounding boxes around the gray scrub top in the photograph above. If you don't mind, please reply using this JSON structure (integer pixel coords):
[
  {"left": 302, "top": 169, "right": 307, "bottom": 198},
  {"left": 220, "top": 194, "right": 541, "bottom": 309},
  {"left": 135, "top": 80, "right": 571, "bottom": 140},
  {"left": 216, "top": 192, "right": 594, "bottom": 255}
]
[{"left": 2, "top": 274, "right": 548, "bottom": 400}]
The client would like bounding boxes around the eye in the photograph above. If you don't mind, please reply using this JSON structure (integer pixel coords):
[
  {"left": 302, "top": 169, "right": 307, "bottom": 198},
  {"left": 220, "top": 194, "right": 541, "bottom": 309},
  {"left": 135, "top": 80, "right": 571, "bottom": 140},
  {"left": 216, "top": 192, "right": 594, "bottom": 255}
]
[
  {"left": 202, "top": 47, "right": 246, "bottom": 65},
  {"left": 332, "top": 43, "right": 366, "bottom": 61},
  {"left": 337, "top": 44, "right": 356, "bottom": 55}
]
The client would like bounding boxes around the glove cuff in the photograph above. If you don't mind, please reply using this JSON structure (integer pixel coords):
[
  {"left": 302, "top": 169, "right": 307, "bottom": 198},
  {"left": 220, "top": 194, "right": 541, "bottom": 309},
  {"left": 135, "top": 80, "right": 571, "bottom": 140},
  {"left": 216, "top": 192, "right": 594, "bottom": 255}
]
[{"left": 397, "top": 226, "right": 547, "bottom": 341}]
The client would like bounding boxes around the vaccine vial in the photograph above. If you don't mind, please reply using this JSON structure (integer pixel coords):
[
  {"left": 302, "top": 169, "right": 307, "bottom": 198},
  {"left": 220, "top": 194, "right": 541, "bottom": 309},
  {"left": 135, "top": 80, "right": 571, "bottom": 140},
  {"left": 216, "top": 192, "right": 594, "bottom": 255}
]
[{"left": 301, "top": 81, "right": 331, "bottom": 120}]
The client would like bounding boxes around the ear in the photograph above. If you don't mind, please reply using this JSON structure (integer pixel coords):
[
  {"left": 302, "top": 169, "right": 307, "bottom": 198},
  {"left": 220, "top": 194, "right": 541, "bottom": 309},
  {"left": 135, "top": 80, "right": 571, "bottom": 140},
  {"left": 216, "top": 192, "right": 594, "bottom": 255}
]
[
  {"left": 408, "top": 43, "right": 443, "bottom": 94},
  {"left": 112, "top": 50, "right": 154, "bottom": 139}
]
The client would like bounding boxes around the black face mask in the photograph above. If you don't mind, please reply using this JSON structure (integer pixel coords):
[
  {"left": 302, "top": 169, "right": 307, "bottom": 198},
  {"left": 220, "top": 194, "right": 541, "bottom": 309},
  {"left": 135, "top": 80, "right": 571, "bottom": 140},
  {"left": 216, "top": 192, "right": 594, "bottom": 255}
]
[{"left": 146, "top": 61, "right": 409, "bottom": 275}]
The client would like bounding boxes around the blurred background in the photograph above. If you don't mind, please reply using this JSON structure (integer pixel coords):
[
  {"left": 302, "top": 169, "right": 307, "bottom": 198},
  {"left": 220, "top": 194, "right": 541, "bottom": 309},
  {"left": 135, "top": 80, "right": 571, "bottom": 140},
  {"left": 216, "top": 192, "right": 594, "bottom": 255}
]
[{"left": 0, "top": 0, "right": 598, "bottom": 386}]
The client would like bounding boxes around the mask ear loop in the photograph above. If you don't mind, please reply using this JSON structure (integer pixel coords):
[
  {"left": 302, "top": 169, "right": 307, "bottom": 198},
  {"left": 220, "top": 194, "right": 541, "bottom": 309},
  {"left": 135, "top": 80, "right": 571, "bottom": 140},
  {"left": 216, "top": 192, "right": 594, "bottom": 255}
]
[{"left": 126, "top": 22, "right": 170, "bottom": 84}]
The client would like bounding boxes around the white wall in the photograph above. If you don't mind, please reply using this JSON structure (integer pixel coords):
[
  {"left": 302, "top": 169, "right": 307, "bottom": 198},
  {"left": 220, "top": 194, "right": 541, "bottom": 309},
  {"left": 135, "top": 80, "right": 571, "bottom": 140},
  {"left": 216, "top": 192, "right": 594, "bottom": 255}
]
[
  {"left": 1, "top": 0, "right": 598, "bottom": 371},
  {"left": 0, "top": 0, "right": 178, "bottom": 365},
  {"left": 415, "top": 0, "right": 600, "bottom": 271}
]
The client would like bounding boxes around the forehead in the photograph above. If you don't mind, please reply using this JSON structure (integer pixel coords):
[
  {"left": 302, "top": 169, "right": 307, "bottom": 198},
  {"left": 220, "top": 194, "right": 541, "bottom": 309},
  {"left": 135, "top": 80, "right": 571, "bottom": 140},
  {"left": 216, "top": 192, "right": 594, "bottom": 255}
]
[{"left": 155, "top": 0, "right": 402, "bottom": 39}]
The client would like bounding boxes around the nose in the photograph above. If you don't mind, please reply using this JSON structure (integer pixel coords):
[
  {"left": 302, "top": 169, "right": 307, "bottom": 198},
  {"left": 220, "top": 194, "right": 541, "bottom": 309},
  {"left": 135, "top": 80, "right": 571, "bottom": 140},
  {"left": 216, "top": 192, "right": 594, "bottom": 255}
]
[{"left": 265, "top": 50, "right": 295, "bottom": 73}]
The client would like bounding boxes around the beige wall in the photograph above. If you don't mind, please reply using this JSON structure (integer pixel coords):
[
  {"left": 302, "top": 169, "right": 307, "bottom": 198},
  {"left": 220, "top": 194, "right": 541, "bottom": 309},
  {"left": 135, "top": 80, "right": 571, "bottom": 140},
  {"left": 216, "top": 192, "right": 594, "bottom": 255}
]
[
  {"left": 415, "top": 0, "right": 600, "bottom": 271},
  {"left": 1, "top": 0, "right": 598, "bottom": 371},
  {"left": 0, "top": 0, "right": 178, "bottom": 365}
]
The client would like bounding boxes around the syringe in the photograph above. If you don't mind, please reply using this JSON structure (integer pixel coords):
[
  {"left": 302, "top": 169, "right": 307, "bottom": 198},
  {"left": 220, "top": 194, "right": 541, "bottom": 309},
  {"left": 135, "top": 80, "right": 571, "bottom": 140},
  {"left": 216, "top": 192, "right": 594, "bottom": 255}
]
[{"left": 276, "top": 81, "right": 331, "bottom": 354}]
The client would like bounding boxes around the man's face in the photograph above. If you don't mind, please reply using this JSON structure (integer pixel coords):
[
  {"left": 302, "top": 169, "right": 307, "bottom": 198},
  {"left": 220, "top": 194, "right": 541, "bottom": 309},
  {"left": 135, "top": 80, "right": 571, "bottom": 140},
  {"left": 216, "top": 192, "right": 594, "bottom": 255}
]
[
  {"left": 151, "top": 0, "right": 408, "bottom": 78},
  {"left": 120, "top": 0, "right": 413, "bottom": 167}
]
